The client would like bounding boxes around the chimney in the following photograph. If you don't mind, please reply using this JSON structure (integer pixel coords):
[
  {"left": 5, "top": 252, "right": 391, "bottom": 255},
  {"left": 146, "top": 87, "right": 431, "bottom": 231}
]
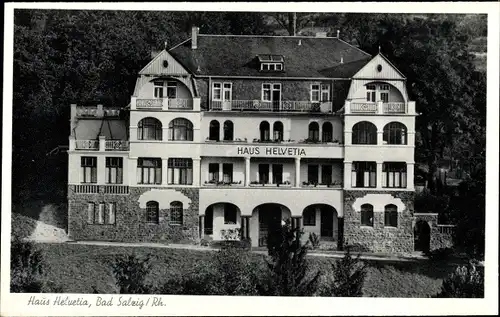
[
  {"left": 337, "top": 30, "right": 340, "bottom": 38},
  {"left": 191, "top": 26, "right": 198, "bottom": 49}
]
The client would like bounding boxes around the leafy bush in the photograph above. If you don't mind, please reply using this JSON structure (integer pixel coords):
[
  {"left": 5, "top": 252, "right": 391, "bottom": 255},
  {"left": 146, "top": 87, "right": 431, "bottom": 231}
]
[
  {"left": 263, "top": 220, "right": 321, "bottom": 296},
  {"left": 427, "top": 247, "right": 455, "bottom": 262},
  {"left": 414, "top": 191, "right": 450, "bottom": 213},
  {"left": 320, "top": 247, "right": 367, "bottom": 297},
  {"left": 10, "top": 239, "right": 44, "bottom": 292},
  {"left": 111, "top": 254, "right": 155, "bottom": 294},
  {"left": 434, "top": 262, "right": 484, "bottom": 298},
  {"left": 308, "top": 232, "right": 320, "bottom": 249}
]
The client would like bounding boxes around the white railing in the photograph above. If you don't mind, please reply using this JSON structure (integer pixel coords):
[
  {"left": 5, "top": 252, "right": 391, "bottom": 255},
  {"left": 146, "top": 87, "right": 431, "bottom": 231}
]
[
  {"left": 76, "top": 106, "right": 120, "bottom": 117},
  {"left": 210, "top": 100, "right": 332, "bottom": 113},
  {"left": 103, "top": 185, "right": 129, "bottom": 194},
  {"left": 383, "top": 102, "right": 406, "bottom": 114},
  {"left": 75, "top": 140, "right": 99, "bottom": 150},
  {"left": 350, "top": 102, "right": 378, "bottom": 113},
  {"left": 168, "top": 98, "right": 193, "bottom": 109},
  {"left": 74, "top": 185, "right": 99, "bottom": 194},
  {"left": 136, "top": 99, "right": 162, "bottom": 109},
  {"left": 105, "top": 140, "right": 129, "bottom": 151},
  {"left": 438, "top": 224, "right": 455, "bottom": 235}
]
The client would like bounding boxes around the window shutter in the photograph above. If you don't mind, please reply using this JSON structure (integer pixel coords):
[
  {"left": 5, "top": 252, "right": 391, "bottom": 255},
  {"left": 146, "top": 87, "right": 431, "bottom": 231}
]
[
  {"left": 108, "top": 203, "right": 116, "bottom": 224},
  {"left": 364, "top": 171, "right": 370, "bottom": 187},
  {"left": 402, "top": 171, "right": 407, "bottom": 188},
  {"left": 91, "top": 166, "right": 97, "bottom": 183},
  {"left": 351, "top": 171, "right": 357, "bottom": 188},
  {"left": 155, "top": 167, "right": 162, "bottom": 184},
  {"left": 117, "top": 167, "right": 123, "bottom": 184},
  {"left": 98, "top": 203, "right": 105, "bottom": 224},
  {"left": 87, "top": 203, "right": 94, "bottom": 224},
  {"left": 370, "top": 171, "right": 376, "bottom": 187}
]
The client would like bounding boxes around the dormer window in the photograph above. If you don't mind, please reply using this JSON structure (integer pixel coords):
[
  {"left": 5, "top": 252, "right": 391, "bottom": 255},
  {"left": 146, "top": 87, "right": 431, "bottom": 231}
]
[{"left": 258, "top": 54, "right": 284, "bottom": 72}]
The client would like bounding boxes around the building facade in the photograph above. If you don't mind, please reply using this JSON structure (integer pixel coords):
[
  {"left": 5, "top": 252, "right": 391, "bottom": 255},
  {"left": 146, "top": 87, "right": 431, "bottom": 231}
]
[{"left": 67, "top": 27, "right": 417, "bottom": 253}]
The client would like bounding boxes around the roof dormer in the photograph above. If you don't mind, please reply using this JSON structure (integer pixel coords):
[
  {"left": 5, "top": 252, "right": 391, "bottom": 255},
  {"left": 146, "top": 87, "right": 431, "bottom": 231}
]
[{"left": 257, "top": 54, "right": 285, "bottom": 72}]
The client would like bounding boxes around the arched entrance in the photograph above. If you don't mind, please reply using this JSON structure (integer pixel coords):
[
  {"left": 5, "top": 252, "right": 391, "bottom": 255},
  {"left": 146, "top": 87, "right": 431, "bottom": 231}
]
[
  {"left": 204, "top": 203, "right": 241, "bottom": 240},
  {"left": 252, "top": 203, "right": 291, "bottom": 247},
  {"left": 414, "top": 220, "right": 431, "bottom": 252},
  {"left": 302, "top": 204, "right": 339, "bottom": 244}
]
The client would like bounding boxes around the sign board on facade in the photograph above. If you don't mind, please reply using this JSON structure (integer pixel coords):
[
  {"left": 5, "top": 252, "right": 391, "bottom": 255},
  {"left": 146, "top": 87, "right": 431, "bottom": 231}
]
[{"left": 237, "top": 146, "right": 307, "bottom": 156}]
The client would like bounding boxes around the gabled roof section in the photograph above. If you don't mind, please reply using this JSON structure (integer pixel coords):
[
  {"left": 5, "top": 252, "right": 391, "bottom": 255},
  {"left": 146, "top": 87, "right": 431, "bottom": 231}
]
[
  {"left": 139, "top": 50, "right": 189, "bottom": 76},
  {"left": 169, "top": 35, "right": 372, "bottom": 78},
  {"left": 352, "top": 53, "right": 406, "bottom": 80}
]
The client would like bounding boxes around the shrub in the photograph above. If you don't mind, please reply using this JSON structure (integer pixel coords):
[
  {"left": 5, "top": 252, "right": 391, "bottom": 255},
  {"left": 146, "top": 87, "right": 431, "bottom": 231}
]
[
  {"left": 10, "top": 239, "right": 44, "bottom": 292},
  {"left": 427, "top": 247, "right": 455, "bottom": 262},
  {"left": 435, "top": 262, "right": 484, "bottom": 298},
  {"left": 320, "top": 247, "right": 367, "bottom": 297},
  {"left": 308, "top": 232, "right": 320, "bottom": 249},
  {"left": 111, "top": 254, "right": 155, "bottom": 294},
  {"left": 263, "top": 220, "right": 321, "bottom": 296}
]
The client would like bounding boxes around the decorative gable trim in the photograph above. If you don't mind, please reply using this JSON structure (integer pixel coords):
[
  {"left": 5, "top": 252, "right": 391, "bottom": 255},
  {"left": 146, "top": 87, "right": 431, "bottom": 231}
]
[
  {"left": 139, "top": 50, "right": 190, "bottom": 76},
  {"left": 352, "top": 53, "right": 406, "bottom": 80}
]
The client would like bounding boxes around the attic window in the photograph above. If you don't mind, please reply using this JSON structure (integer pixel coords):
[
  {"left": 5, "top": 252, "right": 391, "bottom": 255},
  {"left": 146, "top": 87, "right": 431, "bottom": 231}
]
[
  {"left": 163, "top": 60, "right": 169, "bottom": 68},
  {"left": 258, "top": 54, "right": 284, "bottom": 72},
  {"left": 258, "top": 54, "right": 284, "bottom": 63}
]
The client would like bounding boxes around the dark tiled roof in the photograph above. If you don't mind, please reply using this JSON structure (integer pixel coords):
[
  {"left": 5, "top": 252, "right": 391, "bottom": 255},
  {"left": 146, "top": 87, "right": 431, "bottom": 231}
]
[
  {"left": 74, "top": 119, "right": 128, "bottom": 140},
  {"left": 169, "top": 35, "right": 371, "bottom": 78}
]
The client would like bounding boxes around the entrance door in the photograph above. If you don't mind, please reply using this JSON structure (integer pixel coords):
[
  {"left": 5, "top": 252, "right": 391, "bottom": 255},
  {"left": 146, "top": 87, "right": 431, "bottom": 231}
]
[
  {"left": 272, "top": 84, "right": 281, "bottom": 112},
  {"left": 414, "top": 220, "right": 431, "bottom": 252},
  {"left": 204, "top": 206, "right": 214, "bottom": 235},
  {"left": 258, "top": 204, "right": 282, "bottom": 246},
  {"left": 320, "top": 207, "right": 334, "bottom": 238},
  {"left": 222, "top": 83, "right": 232, "bottom": 110}
]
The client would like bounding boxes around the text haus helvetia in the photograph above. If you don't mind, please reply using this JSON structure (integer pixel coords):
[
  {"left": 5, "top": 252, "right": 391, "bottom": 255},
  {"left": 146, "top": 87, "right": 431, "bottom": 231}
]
[{"left": 67, "top": 27, "right": 417, "bottom": 253}]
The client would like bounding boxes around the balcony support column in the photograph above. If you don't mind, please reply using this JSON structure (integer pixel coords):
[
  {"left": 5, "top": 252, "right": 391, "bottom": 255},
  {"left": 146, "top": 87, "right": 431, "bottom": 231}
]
[
  {"left": 344, "top": 161, "right": 352, "bottom": 189},
  {"left": 99, "top": 135, "right": 106, "bottom": 151},
  {"left": 199, "top": 215, "right": 205, "bottom": 239},
  {"left": 192, "top": 158, "right": 201, "bottom": 186},
  {"left": 377, "top": 131, "right": 384, "bottom": 145},
  {"left": 406, "top": 162, "right": 415, "bottom": 190},
  {"left": 291, "top": 216, "right": 302, "bottom": 231},
  {"left": 295, "top": 157, "right": 301, "bottom": 187},
  {"left": 376, "top": 162, "right": 383, "bottom": 189},
  {"left": 162, "top": 97, "right": 169, "bottom": 111},
  {"left": 244, "top": 157, "right": 251, "bottom": 187},
  {"left": 162, "top": 158, "right": 169, "bottom": 185}
]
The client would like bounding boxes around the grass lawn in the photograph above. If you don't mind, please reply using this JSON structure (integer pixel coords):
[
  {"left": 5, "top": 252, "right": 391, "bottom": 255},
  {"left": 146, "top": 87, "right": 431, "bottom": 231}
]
[{"left": 33, "top": 243, "right": 461, "bottom": 297}]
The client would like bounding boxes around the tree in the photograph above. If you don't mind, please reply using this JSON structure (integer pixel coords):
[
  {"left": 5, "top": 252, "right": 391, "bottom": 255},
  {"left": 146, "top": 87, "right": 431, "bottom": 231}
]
[
  {"left": 267, "top": 12, "right": 318, "bottom": 35},
  {"left": 11, "top": 239, "right": 44, "bottom": 292},
  {"left": 111, "top": 255, "right": 155, "bottom": 294},
  {"left": 262, "top": 220, "right": 321, "bottom": 296},
  {"left": 435, "top": 262, "right": 484, "bottom": 298}
]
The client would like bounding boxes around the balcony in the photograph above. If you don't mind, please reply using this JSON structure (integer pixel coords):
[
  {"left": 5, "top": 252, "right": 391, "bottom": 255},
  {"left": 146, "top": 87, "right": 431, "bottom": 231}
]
[
  {"left": 75, "top": 104, "right": 121, "bottom": 118},
  {"left": 72, "top": 184, "right": 129, "bottom": 195},
  {"left": 131, "top": 97, "right": 200, "bottom": 111},
  {"left": 345, "top": 101, "right": 415, "bottom": 115},
  {"left": 209, "top": 100, "right": 333, "bottom": 113},
  {"left": 70, "top": 136, "right": 129, "bottom": 152}
]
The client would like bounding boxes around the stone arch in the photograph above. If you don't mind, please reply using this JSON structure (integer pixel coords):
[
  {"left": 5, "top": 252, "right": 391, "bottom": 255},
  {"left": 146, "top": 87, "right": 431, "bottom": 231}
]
[
  {"left": 351, "top": 121, "right": 377, "bottom": 144},
  {"left": 251, "top": 203, "right": 291, "bottom": 247},
  {"left": 138, "top": 189, "right": 192, "bottom": 209},
  {"left": 414, "top": 220, "right": 431, "bottom": 252},
  {"left": 383, "top": 121, "right": 408, "bottom": 145},
  {"left": 351, "top": 193, "right": 405, "bottom": 214}
]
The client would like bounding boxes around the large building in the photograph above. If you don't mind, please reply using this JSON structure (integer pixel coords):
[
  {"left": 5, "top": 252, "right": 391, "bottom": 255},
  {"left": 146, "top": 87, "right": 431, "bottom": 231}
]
[{"left": 67, "top": 27, "right": 419, "bottom": 253}]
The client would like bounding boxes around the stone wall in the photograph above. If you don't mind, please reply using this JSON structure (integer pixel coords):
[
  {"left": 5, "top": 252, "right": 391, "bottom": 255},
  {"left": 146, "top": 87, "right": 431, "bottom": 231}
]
[
  {"left": 67, "top": 186, "right": 199, "bottom": 243},
  {"left": 343, "top": 190, "right": 415, "bottom": 254},
  {"left": 414, "top": 213, "right": 454, "bottom": 251}
]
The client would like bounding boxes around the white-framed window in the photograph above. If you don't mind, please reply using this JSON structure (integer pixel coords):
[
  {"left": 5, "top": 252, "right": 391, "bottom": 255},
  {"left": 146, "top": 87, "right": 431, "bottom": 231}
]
[
  {"left": 384, "top": 204, "right": 398, "bottom": 227},
  {"left": 154, "top": 81, "right": 164, "bottom": 98},
  {"left": 208, "top": 163, "right": 219, "bottom": 181},
  {"left": 222, "top": 163, "right": 233, "bottom": 183},
  {"left": 87, "top": 203, "right": 95, "bottom": 224},
  {"left": 146, "top": 201, "right": 159, "bottom": 224},
  {"left": 137, "top": 158, "right": 162, "bottom": 185},
  {"left": 212, "top": 82, "right": 222, "bottom": 101},
  {"left": 380, "top": 84, "right": 390, "bottom": 103},
  {"left": 262, "top": 83, "right": 281, "bottom": 103},
  {"left": 166, "top": 81, "right": 177, "bottom": 98},
  {"left": 366, "top": 84, "right": 376, "bottom": 102},
  {"left": 261, "top": 63, "right": 283, "bottom": 71},
  {"left": 311, "top": 84, "right": 320, "bottom": 102},
  {"left": 81, "top": 157, "right": 97, "bottom": 183},
  {"left": 262, "top": 83, "right": 272, "bottom": 101},
  {"left": 105, "top": 157, "right": 123, "bottom": 184},
  {"left": 361, "top": 204, "right": 374, "bottom": 227},
  {"left": 107, "top": 203, "right": 116, "bottom": 225},
  {"left": 382, "top": 162, "right": 407, "bottom": 188},
  {"left": 170, "top": 201, "right": 183, "bottom": 225},
  {"left": 168, "top": 158, "right": 193, "bottom": 185},
  {"left": 96, "top": 203, "right": 105, "bottom": 224},
  {"left": 352, "top": 162, "right": 377, "bottom": 188},
  {"left": 321, "top": 84, "right": 330, "bottom": 101},
  {"left": 223, "top": 83, "right": 232, "bottom": 101}
]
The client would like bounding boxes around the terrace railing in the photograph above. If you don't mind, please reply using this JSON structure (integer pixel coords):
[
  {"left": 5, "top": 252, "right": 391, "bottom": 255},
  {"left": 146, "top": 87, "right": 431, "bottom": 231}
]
[
  {"left": 136, "top": 98, "right": 163, "bottom": 109},
  {"left": 168, "top": 98, "right": 193, "bottom": 110},
  {"left": 75, "top": 140, "right": 99, "bottom": 150},
  {"left": 210, "top": 100, "right": 332, "bottom": 113},
  {"left": 105, "top": 140, "right": 129, "bottom": 151}
]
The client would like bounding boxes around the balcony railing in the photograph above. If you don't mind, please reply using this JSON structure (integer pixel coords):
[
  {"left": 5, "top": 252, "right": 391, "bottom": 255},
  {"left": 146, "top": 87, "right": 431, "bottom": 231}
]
[
  {"left": 136, "top": 99, "right": 162, "bottom": 109},
  {"left": 103, "top": 185, "right": 130, "bottom": 194},
  {"left": 210, "top": 100, "right": 332, "bottom": 113},
  {"left": 74, "top": 185, "right": 99, "bottom": 194},
  {"left": 438, "top": 224, "right": 456, "bottom": 235},
  {"left": 168, "top": 99, "right": 193, "bottom": 109},
  {"left": 349, "top": 102, "right": 408, "bottom": 114},
  {"left": 75, "top": 140, "right": 99, "bottom": 150},
  {"left": 73, "top": 185, "right": 130, "bottom": 195},
  {"left": 76, "top": 106, "right": 121, "bottom": 118},
  {"left": 105, "top": 140, "right": 130, "bottom": 151}
]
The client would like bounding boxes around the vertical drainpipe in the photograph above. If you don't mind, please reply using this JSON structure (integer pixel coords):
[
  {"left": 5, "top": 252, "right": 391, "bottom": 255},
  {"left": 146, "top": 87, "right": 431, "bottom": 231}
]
[{"left": 208, "top": 76, "right": 212, "bottom": 111}]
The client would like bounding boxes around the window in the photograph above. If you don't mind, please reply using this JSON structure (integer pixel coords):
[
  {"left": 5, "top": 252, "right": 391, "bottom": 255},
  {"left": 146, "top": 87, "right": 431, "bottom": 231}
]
[
  {"left": 168, "top": 158, "right": 193, "bottom": 185},
  {"left": 311, "top": 84, "right": 320, "bottom": 102},
  {"left": 107, "top": 203, "right": 116, "bottom": 225},
  {"left": 154, "top": 81, "right": 164, "bottom": 98},
  {"left": 322, "top": 122, "right": 333, "bottom": 142},
  {"left": 223, "top": 120, "right": 234, "bottom": 141},
  {"left": 170, "top": 201, "right": 183, "bottom": 225},
  {"left": 168, "top": 118, "right": 193, "bottom": 141},
  {"left": 380, "top": 84, "right": 389, "bottom": 103},
  {"left": 146, "top": 201, "right": 159, "bottom": 224},
  {"left": 366, "top": 84, "right": 376, "bottom": 102},
  {"left": 223, "top": 83, "right": 232, "bottom": 101},
  {"left": 208, "top": 163, "right": 219, "bottom": 182},
  {"left": 138, "top": 117, "right": 162, "bottom": 140},
  {"left": 212, "top": 83, "right": 222, "bottom": 101},
  {"left": 261, "top": 63, "right": 283, "bottom": 71},
  {"left": 260, "top": 121, "right": 270, "bottom": 141},
  {"left": 137, "top": 158, "right": 162, "bottom": 185},
  {"left": 383, "top": 122, "right": 407, "bottom": 145},
  {"left": 383, "top": 162, "right": 407, "bottom": 188},
  {"left": 308, "top": 165, "right": 319, "bottom": 184},
  {"left": 309, "top": 122, "right": 320, "bottom": 141},
  {"left": 273, "top": 121, "right": 284, "bottom": 141},
  {"left": 384, "top": 204, "right": 398, "bottom": 227},
  {"left": 209, "top": 120, "right": 220, "bottom": 141},
  {"left": 272, "top": 164, "right": 283, "bottom": 184},
  {"left": 224, "top": 204, "right": 237, "bottom": 224},
  {"left": 321, "top": 165, "right": 332, "bottom": 185},
  {"left": 352, "top": 162, "right": 376, "bottom": 188},
  {"left": 166, "top": 81, "right": 177, "bottom": 98},
  {"left": 223, "top": 163, "right": 233, "bottom": 183},
  {"left": 321, "top": 84, "right": 330, "bottom": 102},
  {"left": 106, "top": 157, "right": 123, "bottom": 184},
  {"left": 81, "top": 157, "right": 97, "bottom": 183},
  {"left": 96, "top": 203, "right": 105, "bottom": 224},
  {"left": 352, "top": 121, "right": 377, "bottom": 144},
  {"left": 262, "top": 84, "right": 272, "bottom": 101},
  {"left": 303, "top": 207, "right": 316, "bottom": 226},
  {"left": 258, "top": 164, "right": 269, "bottom": 184},
  {"left": 87, "top": 203, "right": 95, "bottom": 224},
  {"left": 361, "top": 204, "right": 374, "bottom": 226}
]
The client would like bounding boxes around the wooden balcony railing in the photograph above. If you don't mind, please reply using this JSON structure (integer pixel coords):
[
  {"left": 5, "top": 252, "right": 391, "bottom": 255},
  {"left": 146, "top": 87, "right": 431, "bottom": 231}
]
[
  {"left": 103, "top": 185, "right": 130, "bottom": 194},
  {"left": 73, "top": 185, "right": 129, "bottom": 195},
  {"left": 210, "top": 100, "right": 332, "bottom": 113},
  {"left": 76, "top": 106, "right": 121, "bottom": 117},
  {"left": 105, "top": 140, "right": 129, "bottom": 151},
  {"left": 383, "top": 102, "right": 406, "bottom": 113},
  {"left": 75, "top": 140, "right": 99, "bottom": 150},
  {"left": 349, "top": 102, "right": 407, "bottom": 114},
  {"left": 136, "top": 99, "right": 162, "bottom": 109},
  {"left": 168, "top": 98, "right": 193, "bottom": 109},
  {"left": 350, "top": 102, "right": 378, "bottom": 113}
]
